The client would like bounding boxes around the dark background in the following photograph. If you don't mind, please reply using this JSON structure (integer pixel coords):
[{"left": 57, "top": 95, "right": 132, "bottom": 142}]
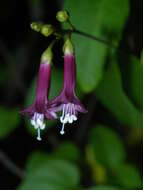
[{"left": 0, "top": 0, "right": 143, "bottom": 189}]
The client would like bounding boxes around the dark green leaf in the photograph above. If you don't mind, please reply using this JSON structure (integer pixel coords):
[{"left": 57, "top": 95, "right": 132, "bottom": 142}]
[
  {"left": 114, "top": 164, "right": 143, "bottom": 189},
  {"left": 53, "top": 142, "right": 80, "bottom": 162},
  {"left": 128, "top": 56, "right": 143, "bottom": 110},
  {"left": 26, "top": 151, "right": 51, "bottom": 172},
  {"left": 96, "top": 62, "right": 143, "bottom": 127},
  {"left": 18, "top": 152, "right": 80, "bottom": 190},
  {"left": 88, "top": 125, "right": 126, "bottom": 169},
  {"left": 86, "top": 186, "right": 121, "bottom": 190},
  {"left": 64, "top": 0, "right": 129, "bottom": 92},
  {"left": 0, "top": 107, "right": 20, "bottom": 139}
]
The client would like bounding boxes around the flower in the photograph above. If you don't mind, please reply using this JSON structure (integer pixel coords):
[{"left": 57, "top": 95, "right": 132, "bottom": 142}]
[
  {"left": 50, "top": 38, "right": 87, "bottom": 135},
  {"left": 21, "top": 47, "right": 57, "bottom": 140}
]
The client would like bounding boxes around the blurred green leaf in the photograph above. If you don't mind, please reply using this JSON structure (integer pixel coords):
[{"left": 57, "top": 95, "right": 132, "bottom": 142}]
[
  {"left": 114, "top": 164, "right": 143, "bottom": 189},
  {"left": 86, "top": 186, "right": 121, "bottom": 190},
  {"left": 27, "top": 143, "right": 79, "bottom": 172},
  {"left": 87, "top": 186, "right": 121, "bottom": 190},
  {"left": 88, "top": 125, "right": 126, "bottom": 169},
  {"left": 0, "top": 107, "right": 20, "bottom": 139},
  {"left": 128, "top": 56, "right": 143, "bottom": 110},
  {"left": 26, "top": 151, "right": 51, "bottom": 172},
  {"left": 141, "top": 50, "right": 143, "bottom": 64},
  {"left": 53, "top": 142, "right": 80, "bottom": 162},
  {"left": 64, "top": 0, "right": 129, "bottom": 92},
  {"left": 96, "top": 61, "right": 143, "bottom": 127},
  {"left": 18, "top": 152, "right": 80, "bottom": 190}
]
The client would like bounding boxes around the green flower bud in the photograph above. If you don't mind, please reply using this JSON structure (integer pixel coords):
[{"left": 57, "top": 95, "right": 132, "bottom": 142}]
[
  {"left": 56, "top": 10, "right": 69, "bottom": 22},
  {"left": 40, "top": 24, "right": 54, "bottom": 37},
  {"left": 41, "top": 46, "right": 53, "bottom": 64},
  {"left": 63, "top": 37, "right": 74, "bottom": 55},
  {"left": 30, "top": 22, "right": 42, "bottom": 32}
]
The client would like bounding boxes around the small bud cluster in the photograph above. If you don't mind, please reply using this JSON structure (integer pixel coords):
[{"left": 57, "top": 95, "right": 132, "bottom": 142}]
[{"left": 30, "top": 10, "right": 72, "bottom": 38}]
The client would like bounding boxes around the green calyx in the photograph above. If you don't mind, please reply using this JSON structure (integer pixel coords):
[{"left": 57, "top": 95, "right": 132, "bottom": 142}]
[
  {"left": 41, "top": 24, "right": 54, "bottom": 37},
  {"left": 56, "top": 10, "right": 69, "bottom": 22},
  {"left": 41, "top": 47, "right": 53, "bottom": 64},
  {"left": 63, "top": 37, "right": 74, "bottom": 55}
]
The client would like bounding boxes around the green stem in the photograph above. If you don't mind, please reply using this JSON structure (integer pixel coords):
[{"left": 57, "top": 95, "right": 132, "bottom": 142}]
[
  {"left": 62, "top": 28, "right": 135, "bottom": 57},
  {"left": 73, "top": 29, "right": 118, "bottom": 49}
]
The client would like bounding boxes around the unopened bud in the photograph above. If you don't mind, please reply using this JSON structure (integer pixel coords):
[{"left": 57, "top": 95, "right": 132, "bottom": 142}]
[
  {"left": 41, "top": 25, "right": 54, "bottom": 37},
  {"left": 63, "top": 37, "right": 74, "bottom": 55},
  {"left": 30, "top": 22, "right": 42, "bottom": 32},
  {"left": 41, "top": 46, "right": 53, "bottom": 64},
  {"left": 56, "top": 10, "right": 69, "bottom": 22}
]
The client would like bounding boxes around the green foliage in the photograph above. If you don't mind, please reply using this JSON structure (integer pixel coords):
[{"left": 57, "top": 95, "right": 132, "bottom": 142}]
[
  {"left": 18, "top": 152, "right": 80, "bottom": 190},
  {"left": 88, "top": 125, "right": 126, "bottom": 169},
  {"left": 128, "top": 56, "right": 143, "bottom": 110},
  {"left": 87, "top": 125, "right": 143, "bottom": 189},
  {"left": 26, "top": 151, "right": 51, "bottom": 172},
  {"left": 26, "top": 142, "right": 80, "bottom": 172},
  {"left": 86, "top": 186, "right": 121, "bottom": 190},
  {"left": 114, "top": 164, "right": 143, "bottom": 189},
  {"left": 0, "top": 107, "right": 20, "bottom": 139},
  {"left": 64, "top": 0, "right": 129, "bottom": 92},
  {"left": 96, "top": 61, "right": 143, "bottom": 127},
  {"left": 53, "top": 142, "right": 80, "bottom": 162}
]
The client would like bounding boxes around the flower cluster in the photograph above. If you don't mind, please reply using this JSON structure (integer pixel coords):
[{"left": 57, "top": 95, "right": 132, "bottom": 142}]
[{"left": 21, "top": 11, "right": 87, "bottom": 140}]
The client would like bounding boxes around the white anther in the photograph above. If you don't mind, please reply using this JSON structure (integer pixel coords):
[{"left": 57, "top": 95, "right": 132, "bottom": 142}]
[
  {"left": 68, "top": 116, "right": 74, "bottom": 123},
  {"left": 40, "top": 123, "right": 45, "bottom": 130},
  {"left": 71, "top": 115, "right": 77, "bottom": 121},
  {"left": 37, "top": 118, "right": 43, "bottom": 127}
]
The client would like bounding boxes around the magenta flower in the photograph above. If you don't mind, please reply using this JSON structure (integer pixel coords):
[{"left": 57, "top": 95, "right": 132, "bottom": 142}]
[
  {"left": 21, "top": 48, "right": 57, "bottom": 140},
  {"left": 50, "top": 38, "right": 87, "bottom": 135}
]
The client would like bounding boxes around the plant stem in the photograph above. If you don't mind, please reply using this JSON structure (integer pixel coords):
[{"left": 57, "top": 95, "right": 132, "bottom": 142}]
[
  {"left": 0, "top": 149, "right": 25, "bottom": 179},
  {"left": 73, "top": 29, "right": 118, "bottom": 49}
]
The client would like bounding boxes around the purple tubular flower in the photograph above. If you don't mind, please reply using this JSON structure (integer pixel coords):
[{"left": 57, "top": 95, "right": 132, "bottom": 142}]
[
  {"left": 21, "top": 47, "right": 57, "bottom": 140},
  {"left": 50, "top": 38, "right": 87, "bottom": 135}
]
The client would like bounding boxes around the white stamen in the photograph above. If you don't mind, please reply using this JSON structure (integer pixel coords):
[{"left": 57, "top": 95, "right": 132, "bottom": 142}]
[
  {"left": 59, "top": 103, "right": 78, "bottom": 134},
  {"left": 30, "top": 113, "right": 45, "bottom": 141},
  {"left": 37, "top": 127, "right": 42, "bottom": 141},
  {"left": 60, "top": 123, "right": 65, "bottom": 135}
]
